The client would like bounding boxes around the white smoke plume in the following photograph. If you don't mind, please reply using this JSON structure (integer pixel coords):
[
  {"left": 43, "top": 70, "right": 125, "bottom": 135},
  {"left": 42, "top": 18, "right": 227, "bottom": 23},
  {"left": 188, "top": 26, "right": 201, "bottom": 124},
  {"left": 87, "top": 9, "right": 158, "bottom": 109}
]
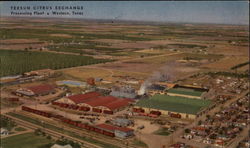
[{"left": 138, "top": 62, "right": 177, "bottom": 95}]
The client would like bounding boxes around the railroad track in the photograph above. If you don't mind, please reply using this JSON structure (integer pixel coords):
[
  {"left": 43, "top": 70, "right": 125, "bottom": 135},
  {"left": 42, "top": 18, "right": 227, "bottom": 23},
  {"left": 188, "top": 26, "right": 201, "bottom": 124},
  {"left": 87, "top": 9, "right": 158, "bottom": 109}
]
[
  {"left": 2, "top": 114, "right": 103, "bottom": 148},
  {"left": 4, "top": 112, "right": 137, "bottom": 148},
  {"left": 18, "top": 111, "right": 128, "bottom": 148}
]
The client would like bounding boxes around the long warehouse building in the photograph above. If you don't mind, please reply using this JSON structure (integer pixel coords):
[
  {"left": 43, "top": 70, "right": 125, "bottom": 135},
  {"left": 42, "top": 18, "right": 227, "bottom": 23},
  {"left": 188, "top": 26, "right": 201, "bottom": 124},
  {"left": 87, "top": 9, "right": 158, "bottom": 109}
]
[
  {"left": 54, "top": 92, "right": 134, "bottom": 114},
  {"left": 133, "top": 95, "right": 212, "bottom": 119}
]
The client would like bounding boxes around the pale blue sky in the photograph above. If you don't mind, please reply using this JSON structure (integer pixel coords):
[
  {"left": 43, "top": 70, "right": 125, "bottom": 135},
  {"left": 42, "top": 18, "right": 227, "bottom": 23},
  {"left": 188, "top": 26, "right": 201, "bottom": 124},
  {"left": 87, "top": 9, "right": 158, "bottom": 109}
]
[{"left": 1, "top": 1, "right": 249, "bottom": 25}]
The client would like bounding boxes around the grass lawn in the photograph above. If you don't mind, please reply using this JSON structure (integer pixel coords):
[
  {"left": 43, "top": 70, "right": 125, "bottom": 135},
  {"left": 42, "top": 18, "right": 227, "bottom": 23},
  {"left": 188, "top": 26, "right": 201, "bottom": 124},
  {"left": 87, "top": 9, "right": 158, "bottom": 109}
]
[
  {"left": 153, "top": 128, "right": 171, "bottom": 136},
  {"left": 132, "top": 139, "right": 148, "bottom": 148},
  {"left": 1, "top": 132, "right": 53, "bottom": 148},
  {"left": 14, "top": 127, "right": 27, "bottom": 132}
]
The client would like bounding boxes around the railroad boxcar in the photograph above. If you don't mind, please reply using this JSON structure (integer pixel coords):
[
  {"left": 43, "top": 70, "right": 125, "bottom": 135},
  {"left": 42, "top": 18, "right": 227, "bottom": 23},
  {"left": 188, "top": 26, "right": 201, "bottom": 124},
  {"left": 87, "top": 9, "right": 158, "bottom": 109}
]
[
  {"left": 150, "top": 110, "right": 161, "bottom": 116},
  {"left": 103, "top": 131, "right": 115, "bottom": 137},
  {"left": 92, "top": 108, "right": 102, "bottom": 113},
  {"left": 103, "top": 110, "right": 113, "bottom": 114},
  {"left": 133, "top": 108, "right": 145, "bottom": 113},
  {"left": 170, "top": 113, "right": 181, "bottom": 118},
  {"left": 79, "top": 106, "right": 90, "bottom": 111},
  {"left": 148, "top": 114, "right": 158, "bottom": 118},
  {"left": 8, "top": 97, "right": 19, "bottom": 102}
]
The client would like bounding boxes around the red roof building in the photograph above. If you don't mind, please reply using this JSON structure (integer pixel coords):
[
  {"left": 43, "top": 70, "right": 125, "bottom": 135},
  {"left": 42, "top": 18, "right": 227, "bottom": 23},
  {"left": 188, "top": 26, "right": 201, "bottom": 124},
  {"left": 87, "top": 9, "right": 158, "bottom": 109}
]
[
  {"left": 56, "top": 93, "right": 133, "bottom": 113},
  {"left": 84, "top": 96, "right": 118, "bottom": 107},
  {"left": 104, "top": 99, "right": 132, "bottom": 111},
  {"left": 27, "top": 84, "right": 55, "bottom": 95},
  {"left": 68, "top": 92, "right": 101, "bottom": 104},
  {"left": 16, "top": 84, "right": 55, "bottom": 96},
  {"left": 96, "top": 124, "right": 134, "bottom": 138}
]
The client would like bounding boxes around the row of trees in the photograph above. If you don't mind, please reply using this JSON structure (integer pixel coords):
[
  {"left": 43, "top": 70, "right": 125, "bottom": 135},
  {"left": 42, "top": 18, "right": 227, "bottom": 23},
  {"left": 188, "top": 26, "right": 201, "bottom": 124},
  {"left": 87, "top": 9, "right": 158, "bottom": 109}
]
[{"left": 35, "top": 129, "right": 81, "bottom": 148}]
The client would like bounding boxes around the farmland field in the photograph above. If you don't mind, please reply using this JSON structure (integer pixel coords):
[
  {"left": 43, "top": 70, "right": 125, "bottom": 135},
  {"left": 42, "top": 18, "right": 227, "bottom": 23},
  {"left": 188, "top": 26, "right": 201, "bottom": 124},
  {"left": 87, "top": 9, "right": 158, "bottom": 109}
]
[{"left": 0, "top": 50, "right": 112, "bottom": 77}]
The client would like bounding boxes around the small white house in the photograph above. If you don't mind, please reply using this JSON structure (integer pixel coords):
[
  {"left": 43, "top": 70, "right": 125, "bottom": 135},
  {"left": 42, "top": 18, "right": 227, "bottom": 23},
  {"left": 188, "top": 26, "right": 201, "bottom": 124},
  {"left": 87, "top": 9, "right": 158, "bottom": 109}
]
[
  {"left": 51, "top": 144, "right": 72, "bottom": 148},
  {"left": 0, "top": 128, "right": 9, "bottom": 136}
]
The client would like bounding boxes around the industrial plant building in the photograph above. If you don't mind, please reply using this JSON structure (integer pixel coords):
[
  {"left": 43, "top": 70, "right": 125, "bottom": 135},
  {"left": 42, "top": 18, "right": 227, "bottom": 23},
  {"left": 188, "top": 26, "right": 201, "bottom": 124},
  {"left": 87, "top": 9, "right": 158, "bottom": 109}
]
[
  {"left": 56, "top": 80, "right": 88, "bottom": 88},
  {"left": 110, "top": 85, "right": 137, "bottom": 99},
  {"left": 23, "top": 69, "right": 54, "bottom": 77},
  {"left": 147, "top": 84, "right": 167, "bottom": 96},
  {"left": 15, "top": 84, "right": 56, "bottom": 97},
  {"left": 167, "top": 85, "right": 209, "bottom": 99},
  {"left": 134, "top": 95, "right": 212, "bottom": 119},
  {"left": 111, "top": 118, "right": 134, "bottom": 127},
  {"left": 54, "top": 92, "right": 134, "bottom": 114},
  {"left": 95, "top": 123, "right": 134, "bottom": 139}
]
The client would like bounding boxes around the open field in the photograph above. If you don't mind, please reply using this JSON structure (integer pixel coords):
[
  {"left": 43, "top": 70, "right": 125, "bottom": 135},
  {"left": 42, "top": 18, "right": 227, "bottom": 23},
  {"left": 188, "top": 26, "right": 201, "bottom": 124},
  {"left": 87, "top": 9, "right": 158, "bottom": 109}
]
[
  {"left": 203, "top": 56, "right": 249, "bottom": 70},
  {"left": 61, "top": 66, "right": 149, "bottom": 82},
  {"left": 1, "top": 17, "right": 248, "bottom": 80},
  {"left": 1, "top": 132, "right": 53, "bottom": 148}
]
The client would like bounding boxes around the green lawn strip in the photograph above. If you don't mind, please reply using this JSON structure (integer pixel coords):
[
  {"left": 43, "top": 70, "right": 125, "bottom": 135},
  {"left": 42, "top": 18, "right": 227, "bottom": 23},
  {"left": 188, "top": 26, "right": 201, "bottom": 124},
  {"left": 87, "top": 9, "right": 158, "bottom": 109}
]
[
  {"left": 1, "top": 132, "right": 53, "bottom": 148},
  {"left": 153, "top": 128, "right": 170, "bottom": 136},
  {"left": 14, "top": 127, "right": 27, "bottom": 132},
  {"left": 132, "top": 139, "right": 148, "bottom": 148},
  {"left": 6, "top": 112, "right": 120, "bottom": 148}
]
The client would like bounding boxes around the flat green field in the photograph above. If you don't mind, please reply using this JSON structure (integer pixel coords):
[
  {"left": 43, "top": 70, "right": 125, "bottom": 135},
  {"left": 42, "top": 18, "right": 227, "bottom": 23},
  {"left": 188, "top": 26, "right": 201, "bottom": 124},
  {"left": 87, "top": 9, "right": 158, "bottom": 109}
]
[
  {"left": 136, "top": 95, "right": 211, "bottom": 115},
  {"left": 1, "top": 132, "right": 53, "bottom": 148},
  {"left": 153, "top": 128, "right": 171, "bottom": 136},
  {"left": 0, "top": 50, "right": 112, "bottom": 77}
]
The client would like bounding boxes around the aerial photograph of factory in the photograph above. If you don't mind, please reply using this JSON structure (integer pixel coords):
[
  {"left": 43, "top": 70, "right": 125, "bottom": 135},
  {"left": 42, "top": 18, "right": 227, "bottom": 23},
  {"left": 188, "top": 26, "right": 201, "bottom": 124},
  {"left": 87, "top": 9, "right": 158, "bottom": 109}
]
[{"left": 0, "top": 1, "right": 249, "bottom": 148}]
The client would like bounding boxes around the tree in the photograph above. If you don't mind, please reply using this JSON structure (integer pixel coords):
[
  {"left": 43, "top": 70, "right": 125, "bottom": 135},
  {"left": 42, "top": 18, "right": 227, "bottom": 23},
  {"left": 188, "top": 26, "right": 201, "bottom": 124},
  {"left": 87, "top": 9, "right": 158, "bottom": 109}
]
[
  {"left": 209, "top": 134, "right": 217, "bottom": 139},
  {"left": 185, "top": 128, "right": 191, "bottom": 133},
  {"left": 198, "top": 120, "right": 202, "bottom": 125},
  {"left": 34, "top": 128, "right": 42, "bottom": 135}
]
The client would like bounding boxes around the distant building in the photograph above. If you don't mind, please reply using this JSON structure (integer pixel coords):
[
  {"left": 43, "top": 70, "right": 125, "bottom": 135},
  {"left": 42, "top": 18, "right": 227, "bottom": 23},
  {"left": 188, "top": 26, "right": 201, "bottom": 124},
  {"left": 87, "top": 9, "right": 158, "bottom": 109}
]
[
  {"left": 167, "top": 85, "right": 209, "bottom": 99},
  {"left": 16, "top": 84, "right": 56, "bottom": 97},
  {"left": 55, "top": 92, "right": 134, "bottom": 114},
  {"left": 86, "top": 77, "right": 95, "bottom": 86},
  {"left": 24, "top": 69, "right": 54, "bottom": 77},
  {"left": 51, "top": 144, "right": 72, "bottom": 148},
  {"left": 56, "top": 80, "right": 88, "bottom": 88},
  {"left": 96, "top": 124, "right": 134, "bottom": 138},
  {"left": 147, "top": 84, "right": 167, "bottom": 96},
  {"left": 110, "top": 85, "right": 136, "bottom": 99},
  {"left": 111, "top": 118, "right": 133, "bottom": 127}
]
